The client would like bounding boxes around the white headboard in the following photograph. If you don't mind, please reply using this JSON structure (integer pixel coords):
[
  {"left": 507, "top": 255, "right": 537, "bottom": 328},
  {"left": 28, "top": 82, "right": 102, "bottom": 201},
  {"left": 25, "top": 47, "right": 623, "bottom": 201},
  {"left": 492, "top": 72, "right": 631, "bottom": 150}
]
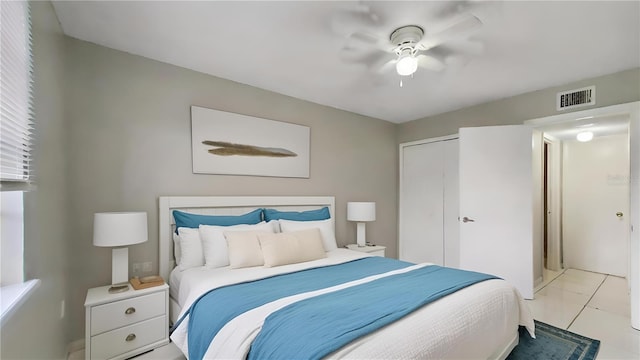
[{"left": 158, "top": 196, "right": 335, "bottom": 281}]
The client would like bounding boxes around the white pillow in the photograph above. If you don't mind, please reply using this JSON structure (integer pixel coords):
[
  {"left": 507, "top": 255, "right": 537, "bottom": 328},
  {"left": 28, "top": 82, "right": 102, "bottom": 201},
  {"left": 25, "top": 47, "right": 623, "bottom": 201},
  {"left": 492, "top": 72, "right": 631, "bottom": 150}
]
[
  {"left": 259, "top": 229, "right": 326, "bottom": 267},
  {"left": 225, "top": 231, "right": 269, "bottom": 269},
  {"left": 269, "top": 219, "right": 281, "bottom": 233},
  {"left": 172, "top": 233, "right": 182, "bottom": 265},
  {"left": 199, "top": 221, "right": 275, "bottom": 268},
  {"left": 279, "top": 219, "right": 338, "bottom": 251},
  {"left": 177, "top": 227, "right": 204, "bottom": 270}
]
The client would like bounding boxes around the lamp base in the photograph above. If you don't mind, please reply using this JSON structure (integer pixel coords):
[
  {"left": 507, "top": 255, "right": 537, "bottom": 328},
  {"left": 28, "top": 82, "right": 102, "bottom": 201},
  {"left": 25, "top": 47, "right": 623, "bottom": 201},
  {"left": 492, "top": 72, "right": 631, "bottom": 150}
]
[
  {"left": 356, "top": 222, "right": 366, "bottom": 247},
  {"left": 108, "top": 283, "right": 130, "bottom": 294}
]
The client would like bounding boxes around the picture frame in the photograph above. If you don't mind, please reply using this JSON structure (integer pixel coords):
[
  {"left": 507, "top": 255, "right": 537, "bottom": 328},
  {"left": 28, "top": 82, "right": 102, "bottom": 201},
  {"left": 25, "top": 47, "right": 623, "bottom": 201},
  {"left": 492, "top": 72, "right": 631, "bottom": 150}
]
[{"left": 191, "top": 106, "right": 310, "bottom": 178}]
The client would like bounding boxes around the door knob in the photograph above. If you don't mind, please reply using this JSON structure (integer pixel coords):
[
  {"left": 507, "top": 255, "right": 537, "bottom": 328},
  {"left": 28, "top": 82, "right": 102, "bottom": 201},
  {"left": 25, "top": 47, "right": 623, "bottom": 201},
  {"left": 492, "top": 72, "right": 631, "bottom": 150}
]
[
  {"left": 616, "top": 212, "right": 624, "bottom": 218},
  {"left": 462, "top": 217, "right": 475, "bottom": 223}
]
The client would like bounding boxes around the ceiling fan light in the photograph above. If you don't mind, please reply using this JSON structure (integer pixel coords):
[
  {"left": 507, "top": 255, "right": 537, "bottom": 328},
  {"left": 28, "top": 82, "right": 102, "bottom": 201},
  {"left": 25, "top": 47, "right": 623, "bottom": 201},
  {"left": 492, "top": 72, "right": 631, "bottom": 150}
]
[
  {"left": 396, "top": 55, "right": 418, "bottom": 76},
  {"left": 576, "top": 131, "right": 594, "bottom": 142}
]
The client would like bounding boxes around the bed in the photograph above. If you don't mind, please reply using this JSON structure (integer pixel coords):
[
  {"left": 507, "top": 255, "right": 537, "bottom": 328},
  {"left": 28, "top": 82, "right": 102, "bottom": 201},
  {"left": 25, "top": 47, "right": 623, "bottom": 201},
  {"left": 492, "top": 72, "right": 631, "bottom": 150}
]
[{"left": 159, "top": 196, "right": 534, "bottom": 360}]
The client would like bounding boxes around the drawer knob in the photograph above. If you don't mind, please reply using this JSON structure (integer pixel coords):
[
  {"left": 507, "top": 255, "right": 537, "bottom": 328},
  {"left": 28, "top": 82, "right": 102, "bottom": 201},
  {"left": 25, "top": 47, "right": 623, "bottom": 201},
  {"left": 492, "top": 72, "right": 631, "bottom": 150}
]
[
  {"left": 125, "top": 307, "right": 136, "bottom": 315},
  {"left": 125, "top": 333, "right": 136, "bottom": 342}
]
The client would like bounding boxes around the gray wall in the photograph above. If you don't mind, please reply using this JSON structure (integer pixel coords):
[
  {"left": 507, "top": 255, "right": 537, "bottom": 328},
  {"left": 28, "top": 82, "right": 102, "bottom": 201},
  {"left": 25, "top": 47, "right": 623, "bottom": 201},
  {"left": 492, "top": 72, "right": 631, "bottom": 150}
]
[
  {"left": 1, "top": 2, "right": 69, "bottom": 359},
  {"left": 398, "top": 68, "right": 640, "bottom": 142},
  {"left": 64, "top": 37, "right": 398, "bottom": 341}
]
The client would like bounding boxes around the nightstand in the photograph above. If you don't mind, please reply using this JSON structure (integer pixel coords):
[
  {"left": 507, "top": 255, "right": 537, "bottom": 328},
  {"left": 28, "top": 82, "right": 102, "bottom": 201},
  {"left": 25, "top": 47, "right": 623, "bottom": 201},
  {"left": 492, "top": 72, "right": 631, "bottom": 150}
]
[
  {"left": 84, "top": 283, "right": 169, "bottom": 360},
  {"left": 346, "top": 244, "right": 386, "bottom": 257}
]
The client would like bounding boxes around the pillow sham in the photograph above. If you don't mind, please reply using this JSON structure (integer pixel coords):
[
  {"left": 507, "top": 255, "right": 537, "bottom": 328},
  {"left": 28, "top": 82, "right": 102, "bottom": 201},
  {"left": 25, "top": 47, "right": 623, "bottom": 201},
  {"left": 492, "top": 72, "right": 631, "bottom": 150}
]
[
  {"left": 225, "top": 231, "right": 270, "bottom": 269},
  {"left": 176, "top": 227, "right": 204, "bottom": 270},
  {"left": 259, "top": 229, "right": 326, "bottom": 267},
  {"left": 279, "top": 218, "right": 338, "bottom": 251},
  {"left": 263, "top": 207, "right": 330, "bottom": 222},
  {"left": 173, "top": 208, "right": 262, "bottom": 233},
  {"left": 199, "top": 221, "right": 275, "bottom": 268}
]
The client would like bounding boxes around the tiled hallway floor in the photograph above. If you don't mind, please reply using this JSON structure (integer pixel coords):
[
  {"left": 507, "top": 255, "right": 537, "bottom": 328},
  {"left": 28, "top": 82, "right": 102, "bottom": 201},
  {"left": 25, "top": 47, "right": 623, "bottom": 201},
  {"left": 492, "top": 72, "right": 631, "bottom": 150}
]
[{"left": 527, "top": 268, "right": 640, "bottom": 359}]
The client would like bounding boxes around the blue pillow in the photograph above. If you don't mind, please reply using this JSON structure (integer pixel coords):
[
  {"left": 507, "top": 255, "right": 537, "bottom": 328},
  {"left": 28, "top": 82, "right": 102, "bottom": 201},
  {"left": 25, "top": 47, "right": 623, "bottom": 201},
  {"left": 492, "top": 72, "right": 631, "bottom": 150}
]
[
  {"left": 263, "top": 207, "right": 330, "bottom": 222},
  {"left": 173, "top": 208, "right": 262, "bottom": 232}
]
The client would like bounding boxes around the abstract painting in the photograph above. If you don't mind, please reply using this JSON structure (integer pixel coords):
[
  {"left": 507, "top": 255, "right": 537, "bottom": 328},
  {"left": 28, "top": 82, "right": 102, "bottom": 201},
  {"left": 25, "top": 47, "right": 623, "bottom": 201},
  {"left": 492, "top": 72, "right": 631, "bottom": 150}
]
[{"left": 191, "top": 106, "right": 310, "bottom": 177}]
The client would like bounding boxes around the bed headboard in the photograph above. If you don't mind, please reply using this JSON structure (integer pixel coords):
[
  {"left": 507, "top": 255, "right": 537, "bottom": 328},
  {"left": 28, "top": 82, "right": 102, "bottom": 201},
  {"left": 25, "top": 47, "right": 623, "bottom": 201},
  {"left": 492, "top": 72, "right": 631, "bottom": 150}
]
[{"left": 158, "top": 196, "right": 335, "bottom": 281}]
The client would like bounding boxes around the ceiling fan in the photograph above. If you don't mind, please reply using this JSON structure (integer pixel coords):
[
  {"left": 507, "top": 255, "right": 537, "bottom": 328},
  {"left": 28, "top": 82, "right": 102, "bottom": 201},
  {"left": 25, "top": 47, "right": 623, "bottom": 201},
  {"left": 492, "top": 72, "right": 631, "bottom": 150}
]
[{"left": 335, "top": 5, "right": 484, "bottom": 80}]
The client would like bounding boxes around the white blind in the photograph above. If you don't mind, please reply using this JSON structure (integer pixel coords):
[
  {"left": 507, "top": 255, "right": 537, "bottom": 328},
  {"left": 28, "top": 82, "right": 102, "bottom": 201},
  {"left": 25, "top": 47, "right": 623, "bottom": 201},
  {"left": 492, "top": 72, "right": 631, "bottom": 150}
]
[{"left": 0, "top": 1, "right": 33, "bottom": 186}]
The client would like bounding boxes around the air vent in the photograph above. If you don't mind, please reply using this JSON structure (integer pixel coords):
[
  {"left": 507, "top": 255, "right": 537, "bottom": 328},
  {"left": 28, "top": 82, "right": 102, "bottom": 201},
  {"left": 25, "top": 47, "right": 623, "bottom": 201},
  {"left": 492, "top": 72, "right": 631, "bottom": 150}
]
[{"left": 556, "top": 86, "right": 595, "bottom": 111}]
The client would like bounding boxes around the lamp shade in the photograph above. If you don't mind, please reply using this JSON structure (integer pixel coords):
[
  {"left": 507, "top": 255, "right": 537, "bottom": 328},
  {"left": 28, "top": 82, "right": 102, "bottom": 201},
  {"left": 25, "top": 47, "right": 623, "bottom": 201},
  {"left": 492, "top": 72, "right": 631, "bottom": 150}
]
[
  {"left": 93, "top": 212, "right": 148, "bottom": 247},
  {"left": 347, "top": 202, "right": 376, "bottom": 222}
]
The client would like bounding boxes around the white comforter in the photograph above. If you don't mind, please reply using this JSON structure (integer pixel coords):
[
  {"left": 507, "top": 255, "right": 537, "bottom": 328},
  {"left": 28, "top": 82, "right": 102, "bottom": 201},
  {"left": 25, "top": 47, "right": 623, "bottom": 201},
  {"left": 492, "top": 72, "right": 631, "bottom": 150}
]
[{"left": 171, "top": 249, "right": 534, "bottom": 359}]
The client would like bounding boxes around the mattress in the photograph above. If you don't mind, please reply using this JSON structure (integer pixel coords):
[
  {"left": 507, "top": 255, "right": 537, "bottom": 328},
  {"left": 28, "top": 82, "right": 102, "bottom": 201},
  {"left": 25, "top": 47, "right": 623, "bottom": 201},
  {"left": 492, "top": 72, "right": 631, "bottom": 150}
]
[
  {"left": 170, "top": 249, "right": 534, "bottom": 359},
  {"left": 168, "top": 266, "right": 183, "bottom": 302}
]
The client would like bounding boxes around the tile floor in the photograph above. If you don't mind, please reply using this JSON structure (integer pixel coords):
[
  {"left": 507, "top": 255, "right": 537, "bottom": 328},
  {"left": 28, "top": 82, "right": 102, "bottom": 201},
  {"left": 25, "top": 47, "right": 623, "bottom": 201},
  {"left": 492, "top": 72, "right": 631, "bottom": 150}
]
[
  {"left": 527, "top": 268, "right": 640, "bottom": 359},
  {"left": 70, "top": 268, "right": 639, "bottom": 359}
]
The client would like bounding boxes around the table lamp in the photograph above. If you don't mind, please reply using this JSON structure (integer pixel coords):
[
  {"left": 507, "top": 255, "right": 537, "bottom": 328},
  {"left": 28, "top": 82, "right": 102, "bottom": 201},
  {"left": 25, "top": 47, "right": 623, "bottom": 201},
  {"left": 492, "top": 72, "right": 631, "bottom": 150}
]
[
  {"left": 93, "top": 212, "right": 148, "bottom": 293},
  {"left": 347, "top": 202, "right": 376, "bottom": 247}
]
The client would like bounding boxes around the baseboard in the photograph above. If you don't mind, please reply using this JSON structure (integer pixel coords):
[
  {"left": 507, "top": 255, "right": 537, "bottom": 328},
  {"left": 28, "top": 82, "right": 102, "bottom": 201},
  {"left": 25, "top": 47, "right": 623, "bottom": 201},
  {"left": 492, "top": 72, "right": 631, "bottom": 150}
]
[
  {"left": 534, "top": 276, "right": 543, "bottom": 288},
  {"left": 67, "top": 338, "right": 84, "bottom": 355}
]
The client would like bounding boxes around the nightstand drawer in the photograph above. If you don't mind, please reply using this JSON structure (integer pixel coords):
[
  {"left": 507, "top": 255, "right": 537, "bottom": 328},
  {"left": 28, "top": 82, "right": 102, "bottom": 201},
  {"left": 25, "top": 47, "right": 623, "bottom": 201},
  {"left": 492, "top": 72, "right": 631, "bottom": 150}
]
[
  {"left": 90, "top": 315, "right": 166, "bottom": 360},
  {"left": 91, "top": 292, "right": 165, "bottom": 335}
]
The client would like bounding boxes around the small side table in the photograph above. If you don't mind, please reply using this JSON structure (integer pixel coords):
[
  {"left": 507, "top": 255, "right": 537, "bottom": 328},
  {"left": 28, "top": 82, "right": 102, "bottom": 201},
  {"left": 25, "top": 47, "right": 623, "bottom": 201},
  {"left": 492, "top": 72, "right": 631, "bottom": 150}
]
[
  {"left": 84, "top": 283, "right": 169, "bottom": 360},
  {"left": 346, "top": 244, "right": 386, "bottom": 257}
]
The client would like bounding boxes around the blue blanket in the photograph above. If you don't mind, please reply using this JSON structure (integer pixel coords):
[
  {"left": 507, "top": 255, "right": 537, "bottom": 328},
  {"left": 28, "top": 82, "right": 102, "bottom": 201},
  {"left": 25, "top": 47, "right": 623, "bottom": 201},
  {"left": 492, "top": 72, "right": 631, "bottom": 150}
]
[
  {"left": 248, "top": 265, "right": 498, "bottom": 360},
  {"left": 175, "top": 257, "right": 414, "bottom": 360}
]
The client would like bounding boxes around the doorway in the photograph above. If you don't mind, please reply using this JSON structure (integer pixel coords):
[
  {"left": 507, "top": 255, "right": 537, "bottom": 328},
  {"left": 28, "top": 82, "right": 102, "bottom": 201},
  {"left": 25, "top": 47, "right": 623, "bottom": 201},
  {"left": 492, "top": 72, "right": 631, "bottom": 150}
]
[
  {"left": 526, "top": 101, "right": 640, "bottom": 330},
  {"left": 536, "top": 114, "right": 630, "bottom": 279}
]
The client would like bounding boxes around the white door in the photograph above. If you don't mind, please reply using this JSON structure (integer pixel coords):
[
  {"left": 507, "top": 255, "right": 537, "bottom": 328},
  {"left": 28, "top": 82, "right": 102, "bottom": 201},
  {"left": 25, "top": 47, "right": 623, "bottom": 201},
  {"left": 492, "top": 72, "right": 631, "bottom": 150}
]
[
  {"left": 562, "top": 134, "right": 629, "bottom": 277},
  {"left": 400, "top": 141, "right": 445, "bottom": 265},
  {"left": 443, "top": 139, "right": 460, "bottom": 268},
  {"left": 459, "top": 125, "right": 538, "bottom": 299}
]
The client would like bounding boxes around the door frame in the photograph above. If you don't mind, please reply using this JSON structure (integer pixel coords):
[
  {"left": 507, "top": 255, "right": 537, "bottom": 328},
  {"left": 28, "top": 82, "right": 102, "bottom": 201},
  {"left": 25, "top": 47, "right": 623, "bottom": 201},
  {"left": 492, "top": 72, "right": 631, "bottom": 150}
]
[
  {"left": 543, "top": 134, "right": 563, "bottom": 271},
  {"left": 525, "top": 101, "right": 640, "bottom": 329},
  {"left": 398, "top": 134, "right": 458, "bottom": 263}
]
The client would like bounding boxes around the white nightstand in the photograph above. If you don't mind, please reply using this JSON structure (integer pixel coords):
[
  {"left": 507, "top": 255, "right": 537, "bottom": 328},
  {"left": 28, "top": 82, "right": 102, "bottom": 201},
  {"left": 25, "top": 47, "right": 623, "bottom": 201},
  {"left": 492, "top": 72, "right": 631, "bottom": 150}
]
[
  {"left": 346, "top": 244, "right": 386, "bottom": 257},
  {"left": 84, "top": 283, "right": 169, "bottom": 360}
]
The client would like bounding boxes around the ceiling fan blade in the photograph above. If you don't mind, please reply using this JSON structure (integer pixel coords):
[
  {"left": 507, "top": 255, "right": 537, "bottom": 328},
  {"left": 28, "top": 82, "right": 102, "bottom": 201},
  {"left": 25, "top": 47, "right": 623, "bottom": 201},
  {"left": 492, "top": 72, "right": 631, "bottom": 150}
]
[
  {"left": 345, "top": 32, "right": 393, "bottom": 53},
  {"left": 369, "top": 52, "right": 397, "bottom": 74},
  {"left": 376, "top": 59, "right": 397, "bottom": 74},
  {"left": 340, "top": 46, "right": 388, "bottom": 66},
  {"left": 440, "top": 39, "right": 484, "bottom": 56},
  {"left": 329, "top": 6, "right": 380, "bottom": 37},
  {"left": 430, "top": 0, "right": 481, "bottom": 19},
  {"left": 418, "top": 14, "right": 482, "bottom": 51},
  {"left": 443, "top": 39, "right": 485, "bottom": 55},
  {"left": 417, "top": 54, "right": 445, "bottom": 72}
]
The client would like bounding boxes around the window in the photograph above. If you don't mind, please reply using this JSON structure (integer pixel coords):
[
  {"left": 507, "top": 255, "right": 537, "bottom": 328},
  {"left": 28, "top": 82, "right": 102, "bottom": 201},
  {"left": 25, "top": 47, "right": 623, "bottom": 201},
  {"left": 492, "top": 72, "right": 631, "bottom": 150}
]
[
  {"left": 0, "top": 0, "right": 38, "bottom": 326},
  {"left": 1, "top": 0, "right": 34, "bottom": 188}
]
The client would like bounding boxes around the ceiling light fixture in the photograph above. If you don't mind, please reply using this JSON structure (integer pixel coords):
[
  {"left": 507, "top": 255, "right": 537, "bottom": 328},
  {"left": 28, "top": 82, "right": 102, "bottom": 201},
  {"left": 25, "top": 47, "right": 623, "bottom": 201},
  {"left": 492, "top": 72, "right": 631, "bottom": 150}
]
[
  {"left": 396, "top": 48, "right": 418, "bottom": 76},
  {"left": 576, "top": 131, "right": 594, "bottom": 142}
]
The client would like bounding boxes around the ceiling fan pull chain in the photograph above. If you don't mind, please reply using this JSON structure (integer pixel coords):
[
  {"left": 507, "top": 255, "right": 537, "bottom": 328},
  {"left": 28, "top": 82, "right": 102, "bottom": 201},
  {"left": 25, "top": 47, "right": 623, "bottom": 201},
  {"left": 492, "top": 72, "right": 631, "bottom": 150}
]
[{"left": 400, "top": 78, "right": 403, "bottom": 88}]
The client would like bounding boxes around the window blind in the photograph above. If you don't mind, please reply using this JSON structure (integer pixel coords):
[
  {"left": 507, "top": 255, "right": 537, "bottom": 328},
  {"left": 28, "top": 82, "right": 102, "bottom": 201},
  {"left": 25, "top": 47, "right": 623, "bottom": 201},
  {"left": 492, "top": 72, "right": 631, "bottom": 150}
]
[{"left": 0, "top": 1, "right": 33, "bottom": 187}]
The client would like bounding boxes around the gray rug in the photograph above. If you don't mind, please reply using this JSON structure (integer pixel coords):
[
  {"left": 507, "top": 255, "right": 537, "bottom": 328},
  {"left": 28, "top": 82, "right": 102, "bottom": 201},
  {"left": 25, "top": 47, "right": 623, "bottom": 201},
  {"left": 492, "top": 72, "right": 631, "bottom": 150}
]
[{"left": 507, "top": 320, "right": 600, "bottom": 360}]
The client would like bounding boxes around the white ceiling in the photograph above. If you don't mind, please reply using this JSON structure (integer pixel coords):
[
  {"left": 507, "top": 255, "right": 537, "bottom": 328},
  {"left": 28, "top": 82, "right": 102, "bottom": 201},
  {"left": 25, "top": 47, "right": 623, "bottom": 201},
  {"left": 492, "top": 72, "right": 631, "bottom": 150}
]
[{"left": 51, "top": 1, "right": 640, "bottom": 123}]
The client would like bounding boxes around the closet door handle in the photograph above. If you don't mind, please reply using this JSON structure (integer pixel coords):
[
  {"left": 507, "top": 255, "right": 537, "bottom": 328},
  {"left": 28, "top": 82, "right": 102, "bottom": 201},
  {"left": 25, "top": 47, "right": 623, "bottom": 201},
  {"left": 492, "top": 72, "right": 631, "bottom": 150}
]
[{"left": 462, "top": 217, "right": 475, "bottom": 223}]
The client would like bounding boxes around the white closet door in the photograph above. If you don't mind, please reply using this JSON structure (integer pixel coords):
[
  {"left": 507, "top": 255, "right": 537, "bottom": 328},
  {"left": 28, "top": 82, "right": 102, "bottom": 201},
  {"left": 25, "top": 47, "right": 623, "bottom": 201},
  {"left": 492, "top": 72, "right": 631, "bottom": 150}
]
[
  {"left": 400, "top": 141, "right": 445, "bottom": 265},
  {"left": 443, "top": 139, "right": 460, "bottom": 268}
]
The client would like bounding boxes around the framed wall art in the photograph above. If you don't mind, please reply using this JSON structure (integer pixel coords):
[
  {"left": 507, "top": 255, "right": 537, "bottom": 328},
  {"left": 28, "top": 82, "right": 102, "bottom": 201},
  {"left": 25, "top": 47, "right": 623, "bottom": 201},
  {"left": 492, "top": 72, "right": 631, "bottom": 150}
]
[{"left": 191, "top": 106, "right": 310, "bottom": 178}]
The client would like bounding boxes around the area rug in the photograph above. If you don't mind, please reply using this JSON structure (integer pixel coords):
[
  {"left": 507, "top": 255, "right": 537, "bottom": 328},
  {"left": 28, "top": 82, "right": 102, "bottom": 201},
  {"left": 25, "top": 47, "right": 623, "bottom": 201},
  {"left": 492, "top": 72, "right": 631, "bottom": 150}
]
[{"left": 507, "top": 320, "right": 600, "bottom": 360}]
